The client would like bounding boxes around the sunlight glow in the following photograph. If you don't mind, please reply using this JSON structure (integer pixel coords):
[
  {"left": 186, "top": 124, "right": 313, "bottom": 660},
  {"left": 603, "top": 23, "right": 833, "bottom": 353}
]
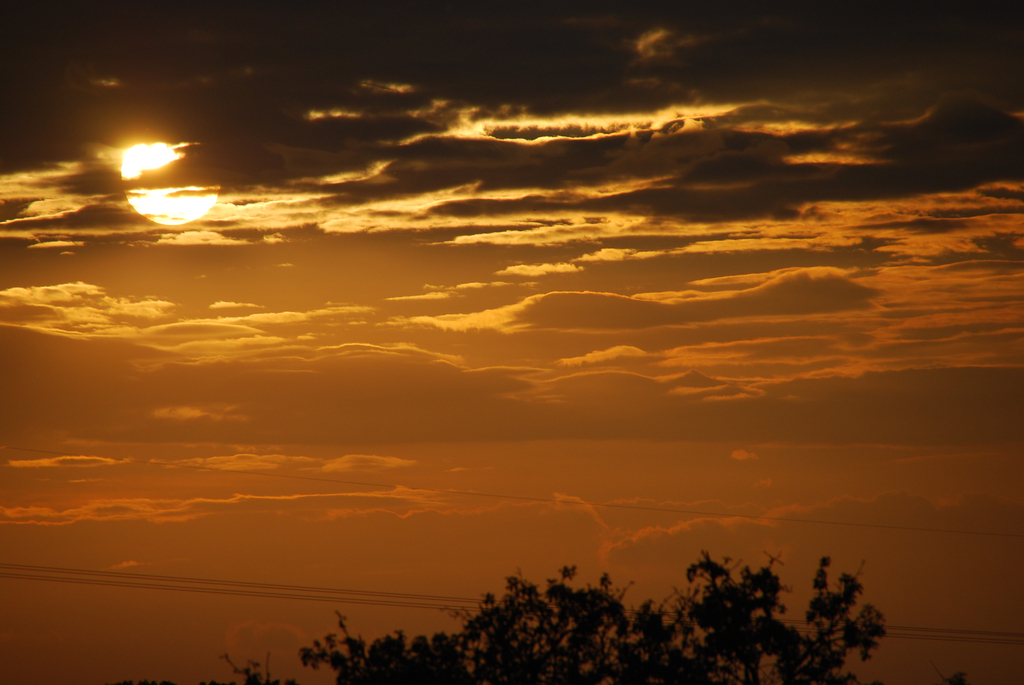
[
  {"left": 121, "top": 142, "right": 218, "bottom": 225},
  {"left": 121, "top": 143, "right": 183, "bottom": 180},
  {"left": 125, "top": 187, "right": 219, "bottom": 225}
]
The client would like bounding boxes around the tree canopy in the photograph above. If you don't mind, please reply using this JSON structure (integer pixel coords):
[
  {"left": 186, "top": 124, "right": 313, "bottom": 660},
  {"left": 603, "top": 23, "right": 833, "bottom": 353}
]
[
  {"left": 112, "top": 551, "right": 974, "bottom": 685},
  {"left": 298, "top": 552, "right": 886, "bottom": 685}
]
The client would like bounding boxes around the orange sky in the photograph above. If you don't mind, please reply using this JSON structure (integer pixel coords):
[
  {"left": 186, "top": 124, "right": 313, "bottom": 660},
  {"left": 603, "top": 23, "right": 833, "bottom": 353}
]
[{"left": 2, "top": 4, "right": 1023, "bottom": 684}]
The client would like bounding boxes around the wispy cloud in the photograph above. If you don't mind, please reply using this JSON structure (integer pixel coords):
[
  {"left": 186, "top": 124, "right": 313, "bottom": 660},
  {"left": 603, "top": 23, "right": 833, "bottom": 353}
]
[
  {"left": 156, "top": 231, "right": 251, "bottom": 246},
  {"left": 6, "top": 455, "right": 122, "bottom": 468},
  {"left": 151, "top": 406, "right": 248, "bottom": 422},
  {"left": 27, "top": 240, "right": 85, "bottom": 249},
  {"left": 0, "top": 281, "right": 175, "bottom": 332},
  {"left": 181, "top": 453, "right": 318, "bottom": 470},
  {"left": 322, "top": 454, "right": 417, "bottom": 472},
  {"left": 495, "top": 262, "right": 582, "bottom": 277},
  {"left": 107, "top": 560, "right": 143, "bottom": 570},
  {"left": 557, "top": 346, "right": 648, "bottom": 367},
  {"left": 0, "top": 488, "right": 444, "bottom": 525},
  {"left": 209, "top": 301, "right": 263, "bottom": 310}
]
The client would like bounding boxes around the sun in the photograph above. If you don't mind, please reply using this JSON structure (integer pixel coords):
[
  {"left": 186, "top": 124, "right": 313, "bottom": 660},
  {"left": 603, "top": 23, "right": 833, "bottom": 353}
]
[
  {"left": 121, "top": 142, "right": 182, "bottom": 180},
  {"left": 121, "top": 143, "right": 219, "bottom": 225}
]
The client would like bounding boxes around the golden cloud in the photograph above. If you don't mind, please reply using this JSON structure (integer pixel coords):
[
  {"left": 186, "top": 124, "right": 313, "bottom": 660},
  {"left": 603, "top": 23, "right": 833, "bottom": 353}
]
[
  {"left": 557, "top": 346, "right": 648, "bottom": 367},
  {"left": 181, "top": 453, "right": 318, "bottom": 471},
  {"left": 321, "top": 454, "right": 417, "bottom": 472},
  {"left": 495, "top": 262, "right": 582, "bottom": 277}
]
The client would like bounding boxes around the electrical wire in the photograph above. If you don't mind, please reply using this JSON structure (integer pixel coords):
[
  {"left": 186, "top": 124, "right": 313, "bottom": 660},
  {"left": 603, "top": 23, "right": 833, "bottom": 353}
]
[{"left": 2, "top": 563, "right": 1022, "bottom": 646}]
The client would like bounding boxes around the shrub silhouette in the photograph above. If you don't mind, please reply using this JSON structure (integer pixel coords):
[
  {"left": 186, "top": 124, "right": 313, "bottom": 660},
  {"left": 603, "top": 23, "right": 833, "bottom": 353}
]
[
  {"left": 298, "top": 552, "right": 888, "bottom": 685},
  {"left": 117, "top": 551, "right": 974, "bottom": 685}
]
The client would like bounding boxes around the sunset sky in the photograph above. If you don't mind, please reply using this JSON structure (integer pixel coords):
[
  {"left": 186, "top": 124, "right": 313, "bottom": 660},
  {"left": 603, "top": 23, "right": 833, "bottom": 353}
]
[{"left": 2, "top": 4, "right": 1023, "bottom": 684}]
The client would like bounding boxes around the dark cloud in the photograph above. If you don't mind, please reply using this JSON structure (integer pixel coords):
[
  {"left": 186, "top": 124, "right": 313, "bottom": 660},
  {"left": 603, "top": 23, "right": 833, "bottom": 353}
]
[
  {"left": 54, "top": 165, "right": 123, "bottom": 196},
  {"left": 418, "top": 99, "right": 1024, "bottom": 224},
  {"left": 4, "top": 3, "right": 1023, "bottom": 169},
  {"left": 4, "top": 3, "right": 1023, "bottom": 242},
  {"left": 0, "top": 198, "right": 40, "bottom": 222},
  {"left": 860, "top": 217, "right": 971, "bottom": 234},
  {"left": 981, "top": 187, "right": 1024, "bottom": 202},
  {"left": 1, "top": 201, "right": 148, "bottom": 233}
]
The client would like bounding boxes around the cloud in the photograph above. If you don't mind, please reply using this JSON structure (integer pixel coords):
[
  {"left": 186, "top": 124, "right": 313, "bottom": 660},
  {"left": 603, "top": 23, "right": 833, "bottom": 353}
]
[
  {"left": 574, "top": 248, "right": 637, "bottom": 262},
  {"left": 156, "top": 231, "right": 251, "bottom": 246},
  {"left": 203, "top": 304, "right": 371, "bottom": 326},
  {"left": 0, "top": 196, "right": 148, "bottom": 237},
  {"left": 634, "top": 29, "right": 676, "bottom": 62},
  {"left": 151, "top": 406, "right": 247, "bottom": 421},
  {"left": 388, "top": 281, "right": 514, "bottom": 301},
  {"left": 0, "top": 12, "right": 1020, "bottom": 449},
  {"left": 0, "top": 282, "right": 104, "bottom": 305},
  {"left": 557, "top": 345, "right": 648, "bottom": 366},
  {"left": 6, "top": 455, "right": 121, "bottom": 468},
  {"left": 0, "top": 492, "right": 383, "bottom": 525},
  {"left": 322, "top": 454, "right": 417, "bottom": 472},
  {"left": 445, "top": 281, "right": 510, "bottom": 291},
  {"left": 412, "top": 268, "right": 878, "bottom": 333},
  {"left": 27, "top": 240, "right": 85, "bottom": 249},
  {"left": 139, "top": 322, "right": 266, "bottom": 343},
  {"left": 393, "top": 299, "right": 532, "bottom": 332},
  {"left": 0, "top": 279, "right": 379, "bottom": 358},
  {"left": 495, "top": 262, "right": 582, "bottom": 277},
  {"left": 209, "top": 301, "right": 263, "bottom": 309},
  {"left": 0, "top": 282, "right": 175, "bottom": 332},
  {"left": 106, "top": 560, "right": 142, "bottom": 570},
  {"left": 181, "top": 453, "right": 317, "bottom": 471},
  {"left": 730, "top": 449, "right": 758, "bottom": 461},
  {"left": 314, "top": 341, "right": 464, "bottom": 365},
  {"left": 602, "top": 492, "right": 1024, "bottom": 595},
  {"left": 3, "top": 318, "right": 1023, "bottom": 448},
  {"left": 387, "top": 291, "right": 455, "bottom": 301}
]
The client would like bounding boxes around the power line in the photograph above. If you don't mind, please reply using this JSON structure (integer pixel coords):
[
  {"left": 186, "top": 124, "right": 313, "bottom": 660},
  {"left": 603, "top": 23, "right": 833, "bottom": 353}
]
[
  {"left": 0, "top": 571, "right": 470, "bottom": 612},
  {"left": 0, "top": 562, "right": 477, "bottom": 608},
  {"left": 3, "top": 446, "right": 1021, "bottom": 539},
  {"left": 2, "top": 563, "right": 1022, "bottom": 647}
]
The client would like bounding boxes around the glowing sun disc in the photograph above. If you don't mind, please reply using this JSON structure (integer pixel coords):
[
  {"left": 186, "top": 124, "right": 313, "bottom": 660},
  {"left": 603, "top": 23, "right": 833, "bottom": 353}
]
[
  {"left": 121, "top": 142, "right": 181, "bottom": 179},
  {"left": 121, "top": 143, "right": 219, "bottom": 225}
]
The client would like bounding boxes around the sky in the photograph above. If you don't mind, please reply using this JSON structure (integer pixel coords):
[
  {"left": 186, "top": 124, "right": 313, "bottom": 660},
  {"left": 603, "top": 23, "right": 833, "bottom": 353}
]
[{"left": 1, "top": 3, "right": 1023, "bottom": 683}]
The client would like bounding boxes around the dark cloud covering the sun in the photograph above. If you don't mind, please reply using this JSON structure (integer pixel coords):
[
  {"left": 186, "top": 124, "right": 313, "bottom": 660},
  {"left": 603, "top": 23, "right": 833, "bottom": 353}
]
[
  {"left": 3, "top": 3, "right": 1024, "bottom": 254},
  {"left": 4, "top": 3, "right": 1024, "bottom": 200}
]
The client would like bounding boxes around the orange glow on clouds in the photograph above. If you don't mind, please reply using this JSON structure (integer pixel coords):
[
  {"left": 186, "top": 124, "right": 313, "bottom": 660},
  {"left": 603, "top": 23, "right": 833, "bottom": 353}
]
[{"left": 3, "top": 6, "right": 1024, "bottom": 684}]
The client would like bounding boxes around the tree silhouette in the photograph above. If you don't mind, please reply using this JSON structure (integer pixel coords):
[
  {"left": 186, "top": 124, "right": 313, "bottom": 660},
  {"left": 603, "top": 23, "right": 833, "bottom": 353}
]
[
  {"left": 297, "top": 552, "right": 890, "bottom": 685},
  {"left": 115, "top": 552, "right": 975, "bottom": 685}
]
